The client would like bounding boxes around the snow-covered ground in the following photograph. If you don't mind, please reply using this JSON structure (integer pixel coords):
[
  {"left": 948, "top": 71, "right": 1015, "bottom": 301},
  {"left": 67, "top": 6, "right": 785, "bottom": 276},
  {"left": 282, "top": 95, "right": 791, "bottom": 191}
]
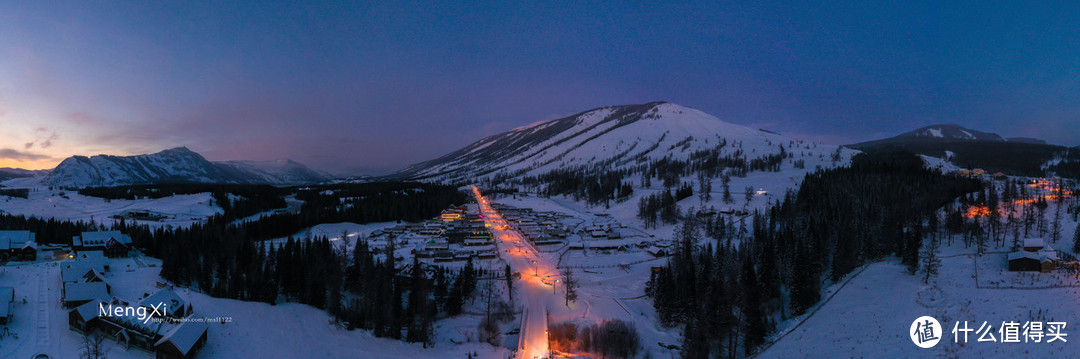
[
  {"left": 261, "top": 221, "right": 401, "bottom": 253},
  {"left": 0, "top": 254, "right": 509, "bottom": 359},
  {"left": 761, "top": 185, "right": 1080, "bottom": 357},
  {"left": 0, "top": 187, "right": 221, "bottom": 229}
]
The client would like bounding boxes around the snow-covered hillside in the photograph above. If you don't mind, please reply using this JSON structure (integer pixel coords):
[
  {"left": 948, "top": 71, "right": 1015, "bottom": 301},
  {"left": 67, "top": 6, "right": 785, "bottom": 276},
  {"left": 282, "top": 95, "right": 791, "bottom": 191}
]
[
  {"left": 397, "top": 102, "right": 846, "bottom": 184},
  {"left": 40, "top": 147, "right": 327, "bottom": 188},
  {"left": 0, "top": 188, "right": 221, "bottom": 228}
]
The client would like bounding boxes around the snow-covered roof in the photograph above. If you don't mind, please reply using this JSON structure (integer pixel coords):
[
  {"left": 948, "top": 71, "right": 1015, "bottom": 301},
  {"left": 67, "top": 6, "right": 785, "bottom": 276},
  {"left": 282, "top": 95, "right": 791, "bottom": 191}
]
[
  {"left": 75, "top": 231, "right": 132, "bottom": 247},
  {"left": 0, "top": 230, "right": 34, "bottom": 250},
  {"left": 65, "top": 259, "right": 106, "bottom": 274},
  {"left": 0, "top": 287, "right": 13, "bottom": 302},
  {"left": 63, "top": 282, "right": 110, "bottom": 303},
  {"left": 155, "top": 321, "right": 208, "bottom": 355},
  {"left": 1008, "top": 251, "right": 1040, "bottom": 261},
  {"left": 1008, "top": 251, "right": 1057, "bottom": 263},
  {"left": 72, "top": 299, "right": 105, "bottom": 322},
  {"left": 1024, "top": 238, "right": 1045, "bottom": 248},
  {"left": 62, "top": 267, "right": 96, "bottom": 283},
  {"left": 0, "top": 287, "right": 13, "bottom": 318},
  {"left": 140, "top": 288, "right": 187, "bottom": 317}
]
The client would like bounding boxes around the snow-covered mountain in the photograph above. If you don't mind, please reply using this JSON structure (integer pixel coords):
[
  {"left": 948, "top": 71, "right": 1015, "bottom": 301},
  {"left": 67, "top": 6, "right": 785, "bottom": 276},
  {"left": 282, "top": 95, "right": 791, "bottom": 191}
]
[
  {"left": 0, "top": 168, "right": 39, "bottom": 181},
  {"left": 852, "top": 124, "right": 1050, "bottom": 147},
  {"left": 219, "top": 159, "right": 329, "bottom": 185},
  {"left": 42, "top": 147, "right": 327, "bottom": 187},
  {"left": 898, "top": 124, "right": 1005, "bottom": 142},
  {"left": 396, "top": 101, "right": 842, "bottom": 183}
]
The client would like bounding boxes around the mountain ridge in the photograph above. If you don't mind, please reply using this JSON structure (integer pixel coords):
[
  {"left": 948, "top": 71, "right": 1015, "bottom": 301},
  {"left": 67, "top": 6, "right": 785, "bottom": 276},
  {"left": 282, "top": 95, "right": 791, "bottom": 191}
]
[
  {"left": 40, "top": 147, "right": 327, "bottom": 187},
  {"left": 394, "top": 101, "right": 837, "bottom": 184}
]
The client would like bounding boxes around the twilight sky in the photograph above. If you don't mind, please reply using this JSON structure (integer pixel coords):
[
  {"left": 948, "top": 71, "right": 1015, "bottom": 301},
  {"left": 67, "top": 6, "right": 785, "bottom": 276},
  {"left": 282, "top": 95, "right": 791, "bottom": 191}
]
[{"left": 1, "top": 1, "right": 1078, "bottom": 174}]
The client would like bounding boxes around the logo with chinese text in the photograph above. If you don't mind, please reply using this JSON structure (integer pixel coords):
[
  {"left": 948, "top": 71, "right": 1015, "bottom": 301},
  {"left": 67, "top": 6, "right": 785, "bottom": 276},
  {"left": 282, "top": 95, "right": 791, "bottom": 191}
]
[{"left": 911, "top": 316, "right": 942, "bottom": 348}]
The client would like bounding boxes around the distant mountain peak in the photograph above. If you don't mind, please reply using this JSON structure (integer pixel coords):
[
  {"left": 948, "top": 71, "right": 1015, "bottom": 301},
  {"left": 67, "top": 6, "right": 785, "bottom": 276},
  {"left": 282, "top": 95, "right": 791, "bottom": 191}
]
[
  {"left": 851, "top": 123, "right": 1060, "bottom": 150},
  {"left": 42, "top": 148, "right": 328, "bottom": 188},
  {"left": 898, "top": 124, "right": 1005, "bottom": 142}
]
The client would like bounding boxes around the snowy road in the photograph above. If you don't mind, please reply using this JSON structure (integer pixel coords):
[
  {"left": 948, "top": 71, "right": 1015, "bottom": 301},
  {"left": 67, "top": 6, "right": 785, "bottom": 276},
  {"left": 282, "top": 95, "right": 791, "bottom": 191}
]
[{"left": 472, "top": 186, "right": 555, "bottom": 359}]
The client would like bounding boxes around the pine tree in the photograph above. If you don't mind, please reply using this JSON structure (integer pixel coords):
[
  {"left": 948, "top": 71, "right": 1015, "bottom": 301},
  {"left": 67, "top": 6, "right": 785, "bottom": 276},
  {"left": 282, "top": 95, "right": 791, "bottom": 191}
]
[
  {"left": 504, "top": 264, "right": 514, "bottom": 303},
  {"left": 789, "top": 242, "right": 820, "bottom": 316},
  {"left": 1072, "top": 222, "right": 1080, "bottom": 255},
  {"left": 680, "top": 316, "right": 709, "bottom": 359},
  {"left": 740, "top": 255, "right": 766, "bottom": 353},
  {"left": 920, "top": 233, "right": 941, "bottom": 284},
  {"left": 722, "top": 175, "right": 733, "bottom": 204},
  {"left": 744, "top": 186, "right": 754, "bottom": 207}
]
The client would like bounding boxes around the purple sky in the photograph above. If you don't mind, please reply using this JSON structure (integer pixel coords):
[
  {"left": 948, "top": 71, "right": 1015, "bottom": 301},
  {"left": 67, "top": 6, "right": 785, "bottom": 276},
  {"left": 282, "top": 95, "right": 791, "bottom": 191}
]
[{"left": 1, "top": 1, "right": 1078, "bottom": 174}]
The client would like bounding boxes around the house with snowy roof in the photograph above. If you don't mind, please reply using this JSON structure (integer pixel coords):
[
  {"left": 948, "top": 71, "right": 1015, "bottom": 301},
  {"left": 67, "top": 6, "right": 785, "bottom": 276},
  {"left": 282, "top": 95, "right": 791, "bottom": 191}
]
[
  {"left": 61, "top": 266, "right": 106, "bottom": 284},
  {"left": 68, "top": 250, "right": 109, "bottom": 272},
  {"left": 0, "top": 230, "right": 37, "bottom": 261},
  {"left": 1008, "top": 244, "right": 1059, "bottom": 273},
  {"left": 0, "top": 287, "right": 13, "bottom": 325},
  {"left": 68, "top": 294, "right": 209, "bottom": 358},
  {"left": 62, "top": 281, "right": 110, "bottom": 308},
  {"left": 155, "top": 320, "right": 209, "bottom": 359},
  {"left": 1023, "top": 238, "right": 1046, "bottom": 252},
  {"left": 139, "top": 288, "right": 192, "bottom": 319},
  {"left": 74, "top": 230, "right": 132, "bottom": 257}
]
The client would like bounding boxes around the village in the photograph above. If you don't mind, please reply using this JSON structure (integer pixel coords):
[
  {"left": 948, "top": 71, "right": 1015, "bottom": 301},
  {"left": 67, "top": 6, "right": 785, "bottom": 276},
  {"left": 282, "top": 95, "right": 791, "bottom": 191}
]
[
  {"left": 0, "top": 187, "right": 687, "bottom": 359},
  {"left": 357, "top": 199, "right": 674, "bottom": 274},
  {"left": 0, "top": 229, "right": 208, "bottom": 359}
]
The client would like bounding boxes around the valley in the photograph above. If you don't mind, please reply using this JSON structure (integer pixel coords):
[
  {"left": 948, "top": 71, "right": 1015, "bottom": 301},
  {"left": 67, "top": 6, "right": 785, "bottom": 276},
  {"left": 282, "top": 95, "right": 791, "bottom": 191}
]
[{"left": 0, "top": 103, "right": 1078, "bottom": 359}]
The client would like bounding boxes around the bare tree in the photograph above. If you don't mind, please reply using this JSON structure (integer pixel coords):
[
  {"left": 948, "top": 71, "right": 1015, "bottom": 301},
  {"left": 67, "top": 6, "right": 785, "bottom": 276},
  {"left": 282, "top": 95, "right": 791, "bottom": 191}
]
[
  {"left": 561, "top": 267, "right": 578, "bottom": 306},
  {"left": 480, "top": 277, "right": 497, "bottom": 318},
  {"left": 80, "top": 331, "right": 110, "bottom": 359},
  {"left": 1051, "top": 202, "right": 1064, "bottom": 243}
]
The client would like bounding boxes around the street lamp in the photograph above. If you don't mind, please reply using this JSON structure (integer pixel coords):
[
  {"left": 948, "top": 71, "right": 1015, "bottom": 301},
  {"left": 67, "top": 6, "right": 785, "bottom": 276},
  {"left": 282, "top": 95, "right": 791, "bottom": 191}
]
[
  {"left": 531, "top": 260, "right": 537, "bottom": 276},
  {"left": 554, "top": 279, "right": 559, "bottom": 294}
]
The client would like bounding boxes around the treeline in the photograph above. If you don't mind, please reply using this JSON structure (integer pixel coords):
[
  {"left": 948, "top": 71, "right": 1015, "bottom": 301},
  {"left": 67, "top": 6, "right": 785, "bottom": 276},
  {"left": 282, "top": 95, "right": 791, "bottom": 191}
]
[
  {"left": 79, "top": 183, "right": 285, "bottom": 200},
  {"left": 125, "top": 181, "right": 473, "bottom": 344},
  {"left": 0, "top": 213, "right": 93, "bottom": 245},
  {"left": 136, "top": 218, "right": 487, "bottom": 345},
  {"left": 649, "top": 151, "right": 982, "bottom": 358},
  {"left": 79, "top": 183, "right": 290, "bottom": 222},
  {"left": 232, "top": 183, "right": 466, "bottom": 241},
  {"left": 0, "top": 188, "right": 29, "bottom": 199},
  {"left": 1047, "top": 150, "right": 1080, "bottom": 180},
  {"left": 854, "top": 141, "right": 1070, "bottom": 177},
  {"left": 636, "top": 188, "right": 682, "bottom": 228},
  {"left": 528, "top": 168, "right": 634, "bottom": 207}
]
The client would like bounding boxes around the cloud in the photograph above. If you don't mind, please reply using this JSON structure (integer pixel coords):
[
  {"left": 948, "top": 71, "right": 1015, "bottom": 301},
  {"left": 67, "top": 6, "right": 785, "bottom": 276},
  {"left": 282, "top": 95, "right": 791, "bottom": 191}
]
[
  {"left": 40, "top": 132, "right": 58, "bottom": 148},
  {"left": 0, "top": 148, "right": 55, "bottom": 162},
  {"left": 21, "top": 131, "right": 59, "bottom": 150},
  {"left": 67, "top": 112, "right": 96, "bottom": 124}
]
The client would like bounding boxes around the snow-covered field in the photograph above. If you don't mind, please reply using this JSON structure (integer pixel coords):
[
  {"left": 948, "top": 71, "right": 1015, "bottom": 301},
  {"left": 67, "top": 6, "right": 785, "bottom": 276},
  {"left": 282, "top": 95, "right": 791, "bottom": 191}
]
[{"left": 0, "top": 187, "right": 221, "bottom": 229}]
